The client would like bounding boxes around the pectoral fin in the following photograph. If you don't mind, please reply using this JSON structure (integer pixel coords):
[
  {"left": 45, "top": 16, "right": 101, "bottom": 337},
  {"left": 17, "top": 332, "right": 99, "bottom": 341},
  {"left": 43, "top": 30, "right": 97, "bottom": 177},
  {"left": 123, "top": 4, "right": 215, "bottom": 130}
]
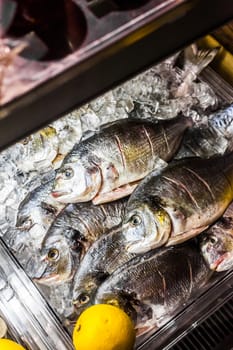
[
  {"left": 152, "top": 157, "right": 168, "bottom": 174},
  {"left": 166, "top": 225, "right": 209, "bottom": 246},
  {"left": 92, "top": 182, "right": 139, "bottom": 205}
]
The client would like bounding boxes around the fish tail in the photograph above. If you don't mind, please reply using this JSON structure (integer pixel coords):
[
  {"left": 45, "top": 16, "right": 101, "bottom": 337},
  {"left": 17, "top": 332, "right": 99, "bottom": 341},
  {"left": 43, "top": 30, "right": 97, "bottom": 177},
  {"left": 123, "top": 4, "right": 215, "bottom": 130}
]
[
  {"left": 209, "top": 103, "right": 233, "bottom": 136},
  {"left": 174, "top": 46, "right": 220, "bottom": 98},
  {"left": 183, "top": 45, "right": 220, "bottom": 76}
]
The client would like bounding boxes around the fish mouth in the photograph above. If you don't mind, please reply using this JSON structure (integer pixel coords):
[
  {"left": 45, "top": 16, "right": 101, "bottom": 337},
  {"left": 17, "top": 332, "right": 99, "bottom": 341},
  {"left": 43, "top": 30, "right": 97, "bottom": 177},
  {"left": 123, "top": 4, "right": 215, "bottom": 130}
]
[
  {"left": 125, "top": 239, "right": 155, "bottom": 254},
  {"left": 28, "top": 257, "right": 60, "bottom": 284},
  {"left": 15, "top": 220, "right": 35, "bottom": 231},
  {"left": 212, "top": 252, "right": 232, "bottom": 272},
  {"left": 72, "top": 299, "right": 80, "bottom": 306},
  {"left": 33, "top": 264, "right": 75, "bottom": 285},
  {"left": 16, "top": 225, "right": 32, "bottom": 231},
  {"left": 51, "top": 191, "right": 69, "bottom": 198},
  {"left": 33, "top": 272, "right": 66, "bottom": 285}
]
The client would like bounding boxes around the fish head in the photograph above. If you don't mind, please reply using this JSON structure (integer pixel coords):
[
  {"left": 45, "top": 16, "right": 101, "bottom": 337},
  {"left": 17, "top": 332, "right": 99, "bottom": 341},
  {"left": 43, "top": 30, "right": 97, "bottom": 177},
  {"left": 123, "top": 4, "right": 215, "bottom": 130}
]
[
  {"left": 72, "top": 271, "right": 109, "bottom": 316},
  {"left": 20, "top": 126, "right": 59, "bottom": 171},
  {"left": 122, "top": 203, "right": 171, "bottom": 254},
  {"left": 16, "top": 212, "right": 34, "bottom": 231},
  {"left": 200, "top": 218, "right": 233, "bottom": 272},
  {"left": 72, "top": 226, "right": 130, "bottom": 315},
  {"left": 16, "top": 202, "right": 56, "bottom": 245},
  {"left": 16, "top": 202, "right": 55, "bottom": 232},
  {"left": 51, "top": 160, "right": 102, "bottom": 203},
  {"left": 32, "top": 228, "right": 86, "bottom": 285},
  {"left": 16, "top": 196, "right": 36, "bottom": 231}
]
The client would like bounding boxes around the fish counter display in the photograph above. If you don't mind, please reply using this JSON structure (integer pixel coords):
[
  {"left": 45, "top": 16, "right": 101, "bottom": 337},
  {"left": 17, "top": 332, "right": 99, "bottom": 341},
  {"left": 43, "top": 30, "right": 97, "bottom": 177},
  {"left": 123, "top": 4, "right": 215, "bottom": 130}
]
[{"left": 0, "top": 43, "right": 233, "bottom": 349}]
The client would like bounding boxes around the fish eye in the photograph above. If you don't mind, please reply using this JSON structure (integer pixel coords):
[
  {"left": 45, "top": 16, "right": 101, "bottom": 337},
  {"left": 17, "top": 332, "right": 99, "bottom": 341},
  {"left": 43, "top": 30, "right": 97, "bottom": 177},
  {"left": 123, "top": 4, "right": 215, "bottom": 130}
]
[
  {"left": 22, "top": 136, "right": 31, "bottom": 145},
  {"left": 63, "top": 168, "right": 74, "bottom": 179},
  {"left": 78, "top": 293, "right": 90, "bottom": 305},
  {"left": 47, "top": 248, "right": 60, "bottom": 261},
  {"left": 41, "top": 202, "right": 57, "bottom": 215},
  {"left": 18, "top": 217, "right": 33, "bottom": 230},
  {"left": 129, "top": 214, "right": 142, "bottom": 227},
  {"left": 209, "top": 235, "right": 218, "bottom": 245},
  {"left": 25, "top": 218, "right": 33, "bottom": 228},
  {"left": 72, "top": 240, "right": 84, "bottom": 252}
]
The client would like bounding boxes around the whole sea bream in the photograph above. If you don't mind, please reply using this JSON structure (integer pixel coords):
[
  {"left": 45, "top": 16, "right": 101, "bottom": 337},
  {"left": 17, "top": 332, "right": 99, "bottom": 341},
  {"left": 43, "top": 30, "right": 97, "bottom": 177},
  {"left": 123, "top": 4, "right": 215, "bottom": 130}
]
[
  {"left": 14, "top": 177, "right": 65, "bottom": 249},
  {"left": 51, "top": 116, "right": 192, "bottom": 205},
  {"left": 31, "top": 198, "right": 127, "bottom": 285},
  {"left": 72, "top": 226, "right": 136, "bottom": 315},
  {"left": 123, "top": 152, "right": 233, "bottom": 254},
  {"left": 95, "top": 242, "right": 212, "bottom": 336}
]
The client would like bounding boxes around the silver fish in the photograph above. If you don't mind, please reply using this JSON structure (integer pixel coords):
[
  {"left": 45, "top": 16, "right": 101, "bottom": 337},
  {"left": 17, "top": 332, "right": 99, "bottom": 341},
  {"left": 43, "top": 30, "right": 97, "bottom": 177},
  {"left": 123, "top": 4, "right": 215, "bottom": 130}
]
[
  {"left": 209, "top": 103, "right": 233, "bottom": 140},
  {"left": 51, "top": 116, "right": 192, "bottom": 205},
  {"left": 16, "top": 178, "right": 64, "bottom": 248},
  {"left": 72, "top": 226, "right": 136, "bottom": 315},
  {"left": 18, "top": 126, "right": 60, "bottom": 173},
  {"left": 123, "top": 152, "right": 233, "bottom": 254},
  {"left": 200, "top": 202, "right": 233, "bottom": 272},
  {"left": 32, "top": 198, "right": 127, "bottom": 285},
  {"left": 95, "top": 242, "right": 211, "bottom": 336}
]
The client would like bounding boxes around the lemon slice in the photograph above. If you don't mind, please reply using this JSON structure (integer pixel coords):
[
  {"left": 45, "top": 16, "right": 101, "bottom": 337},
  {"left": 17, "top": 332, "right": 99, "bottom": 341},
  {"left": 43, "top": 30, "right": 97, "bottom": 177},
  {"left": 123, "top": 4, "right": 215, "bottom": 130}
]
[{"left": 0, "top": 317, "right": 7, "bottom": 338}]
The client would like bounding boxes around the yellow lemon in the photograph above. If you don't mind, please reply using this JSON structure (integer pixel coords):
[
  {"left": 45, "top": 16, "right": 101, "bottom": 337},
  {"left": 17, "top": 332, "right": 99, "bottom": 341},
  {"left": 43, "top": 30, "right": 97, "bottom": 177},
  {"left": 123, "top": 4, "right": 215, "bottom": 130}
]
[
  {"left": 0, "top": 339, "right": 26, "bottom": 350},
  {"left": 73, "top": 304, "right": 136, "bottom": 350}
]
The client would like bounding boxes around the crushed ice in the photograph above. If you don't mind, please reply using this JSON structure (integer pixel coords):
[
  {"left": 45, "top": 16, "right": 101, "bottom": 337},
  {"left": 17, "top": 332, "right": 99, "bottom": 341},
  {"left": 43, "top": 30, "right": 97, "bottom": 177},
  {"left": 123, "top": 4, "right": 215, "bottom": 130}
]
[{"left": 0, "top": 51, "right": 229, "bottom": 326}]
